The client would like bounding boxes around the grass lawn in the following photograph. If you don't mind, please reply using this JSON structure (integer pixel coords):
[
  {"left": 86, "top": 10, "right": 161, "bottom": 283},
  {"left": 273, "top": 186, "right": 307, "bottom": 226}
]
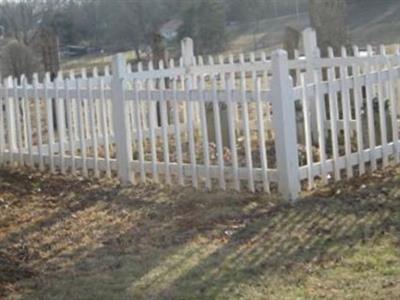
[{"left": 1, "top": 167, "right": 400, "bottom": 299}]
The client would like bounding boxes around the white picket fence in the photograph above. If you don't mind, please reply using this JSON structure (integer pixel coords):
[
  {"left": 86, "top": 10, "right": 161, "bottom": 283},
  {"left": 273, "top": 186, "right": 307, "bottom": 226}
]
[{"left": 1, "top": 29, "right": 400, "bottom": 200}]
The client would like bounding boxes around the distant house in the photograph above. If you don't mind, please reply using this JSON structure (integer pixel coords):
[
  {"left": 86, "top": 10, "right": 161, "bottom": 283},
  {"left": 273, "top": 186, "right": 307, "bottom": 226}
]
[
  {"left": 159, "top": 19, "right": 183, "bottom": 41},
  {"left": 60, "top": 45, "right": 103, "bottom": 58}
]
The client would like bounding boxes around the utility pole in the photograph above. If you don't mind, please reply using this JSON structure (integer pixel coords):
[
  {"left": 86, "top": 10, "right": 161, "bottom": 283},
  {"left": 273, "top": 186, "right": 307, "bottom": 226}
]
[{"left": 272, "top": 0, "right": 278, "bottom": 17}]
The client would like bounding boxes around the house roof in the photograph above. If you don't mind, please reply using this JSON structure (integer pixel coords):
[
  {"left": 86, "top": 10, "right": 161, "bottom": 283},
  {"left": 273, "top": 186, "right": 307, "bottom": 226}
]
[{"left": 159, "top": 19, "right": 183, "bottom": 34}]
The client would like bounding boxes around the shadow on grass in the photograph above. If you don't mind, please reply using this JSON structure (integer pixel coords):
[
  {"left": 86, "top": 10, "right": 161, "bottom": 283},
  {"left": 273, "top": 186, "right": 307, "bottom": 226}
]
[{"left": 1, "top": 168, "right": 400, "bottom": 299}]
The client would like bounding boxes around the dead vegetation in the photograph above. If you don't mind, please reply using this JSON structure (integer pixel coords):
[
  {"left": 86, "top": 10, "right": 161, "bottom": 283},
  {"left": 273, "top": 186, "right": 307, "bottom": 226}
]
[{"left": 0, "top": 166, "right": 400, "bottom": 299}]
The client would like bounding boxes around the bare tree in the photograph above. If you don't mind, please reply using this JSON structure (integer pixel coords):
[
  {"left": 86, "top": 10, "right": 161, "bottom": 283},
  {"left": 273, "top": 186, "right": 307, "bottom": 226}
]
[
  {"left": 0, "top": 0, "right": 40, "bottom": 46},
  {"left": 1, "top": 40, "right": 39, "bottom": 80}
]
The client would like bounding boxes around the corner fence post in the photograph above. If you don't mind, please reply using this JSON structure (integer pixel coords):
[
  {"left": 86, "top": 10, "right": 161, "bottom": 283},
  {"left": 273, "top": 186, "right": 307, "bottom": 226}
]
[
  {"left": 111, "top": 53, "right": 134, "bottom": 184},
  {"left": 271, "top": 50, "right": 300, "bottom": 201},
  {"left": 302, "top": 27, "right": 319, "bottom": 144}
]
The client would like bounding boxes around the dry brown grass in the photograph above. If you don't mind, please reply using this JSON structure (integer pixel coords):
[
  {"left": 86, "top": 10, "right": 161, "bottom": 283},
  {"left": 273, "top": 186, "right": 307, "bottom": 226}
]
[{"left": 0, "top": 166, "right": 400, "bottom": 299}]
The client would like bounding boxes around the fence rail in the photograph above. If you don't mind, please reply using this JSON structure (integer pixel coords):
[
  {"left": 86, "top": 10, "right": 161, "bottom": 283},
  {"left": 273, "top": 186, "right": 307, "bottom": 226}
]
[{"left": 1, "top": 30, "right": 400, "bottom": 201}]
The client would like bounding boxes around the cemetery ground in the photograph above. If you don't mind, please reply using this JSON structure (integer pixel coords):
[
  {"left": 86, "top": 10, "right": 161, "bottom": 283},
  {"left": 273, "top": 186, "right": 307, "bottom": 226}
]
[{"left": 0, "top": 166, "right": 400, "bottom": 300}]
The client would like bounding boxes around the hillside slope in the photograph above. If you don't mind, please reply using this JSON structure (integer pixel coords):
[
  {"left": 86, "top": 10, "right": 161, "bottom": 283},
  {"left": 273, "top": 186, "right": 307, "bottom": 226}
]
[{"left": 227, "top": 0, "right": 400, "bottom": 54}]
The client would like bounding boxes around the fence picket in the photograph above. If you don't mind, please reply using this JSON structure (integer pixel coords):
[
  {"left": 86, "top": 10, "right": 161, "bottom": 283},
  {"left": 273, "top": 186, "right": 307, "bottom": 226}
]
[
  {"left": 351, "top": 46, "right": 366, "bottom": 175},
  {"left": 81, "top": 69, "right": 91, "bottom": 140},
  {"left": 87, "top": 75, "right": 99, "bottom": 177},
  {"left": 239, "top": 54, "right": 255, "bottom": 192},
  {"left": 212, "top": 76, "right": 226, "bottom": 190},
  {"left": 172, "top": 77, "right": 184, "bottom": 185},
  {"left": 339, "top": 47, "right": 353, "bottom": 178},
  {"left": 93, "top": 68, "right": 103, "bottom": 144},
  {"left": 46, "top": 73, "right": 56, "bottom": 172},
  {"left": 256, "top": 78, "right": 269, "bottom": 192},
  {"left": 185, "top": 76, "right": 198, "bottom": 188},
  {"left": 104, "top": 65, "right": 113, "bottom": 138},
  {"left": 55, "top": 73, "right": 66, "bottom": 174},
  {"left": 132, "top": 79, "right": 145, "bottom": 181},
  {"left": 146, "top": 75, "right": 159, "bottom": 182},
  {"left": 314, "top": 68, "right": 328, "bottom": 183},
  {"left": 76, "top": 75, "right": 88, "bottom": 176},
  {"left": 365, "top": 45, "right": 378, "bottom": 170},
  {"left": 100, "top": 76, "right": 111, "bottom": 177},
  {"left": 32, "top": 74, "right": 44, "bottom": 170},
  {"left": 22, "top": 76, "right": 33, "bottom": 167},
  {"left": 159, "top": 61, "right": 171, "bottom": 184},
  {"left": 13, "top": 78, "right": 23, "bottom": 165},
  {"left": 301, "top": 74, "right": 314, "bottom": 189},
  {"left": 20, "top": 76, "right": 28, "bottom": 153},
  {"left": 377, "top": 46, "right": 389, "bottom": 167},
  {"left": 387, "top": 59, "right": 400, "bottom": 163},
  {"left": 5, "top": 77, "right": 15, "bottom": 164},
  {"left": 226, "top": 75, "right": 240, "bottom": 191},
  {"left": 66, "top": 72, "right": 76, "bottom": 174},
  {"left": 0, "top": 84, "right": 4, "bottom": 164},
  {"left": 326, "top": 54, "right": 341, "bottom": 181},
  {"left": 198, "top": 75, "right": 211, "bottom": 189}
]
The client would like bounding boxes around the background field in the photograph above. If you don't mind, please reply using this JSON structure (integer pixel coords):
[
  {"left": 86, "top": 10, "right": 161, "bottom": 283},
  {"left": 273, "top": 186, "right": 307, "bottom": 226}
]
[{"left": 61, "top": 0, "right": 400, "bottom": 73}]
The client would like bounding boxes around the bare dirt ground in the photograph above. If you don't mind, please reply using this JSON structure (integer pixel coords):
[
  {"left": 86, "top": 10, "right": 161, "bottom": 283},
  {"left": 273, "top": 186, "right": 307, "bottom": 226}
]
[{"left": 1, "top": 167, "right": 400, "bottom": 299}]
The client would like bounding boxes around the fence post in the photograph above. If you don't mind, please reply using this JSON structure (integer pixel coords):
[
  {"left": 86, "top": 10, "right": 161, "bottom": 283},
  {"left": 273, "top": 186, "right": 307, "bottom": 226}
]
[
  {"left": 111, "top": 53, "right": 134, "bottom": 184},
  {"left": 181, "top": 37, "right": 194, "bottom": 68},
  {"left": 302, "top": 28, "right": 319, "bottom": 143},
  {"left": 271, "top": 50, "right": 300, "bottom": 201}
]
